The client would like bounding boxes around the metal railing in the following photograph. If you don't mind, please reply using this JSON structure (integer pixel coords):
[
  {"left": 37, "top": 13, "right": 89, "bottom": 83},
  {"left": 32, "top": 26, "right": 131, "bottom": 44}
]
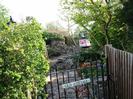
[{"left": 44, "top": 59, "right": 107, "bottom": 99}]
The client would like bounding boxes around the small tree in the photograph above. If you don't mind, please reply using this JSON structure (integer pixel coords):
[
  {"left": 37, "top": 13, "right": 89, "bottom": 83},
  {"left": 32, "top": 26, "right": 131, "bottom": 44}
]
[{"left": 61, "top": 0, "right": 131, "bottom": 51}]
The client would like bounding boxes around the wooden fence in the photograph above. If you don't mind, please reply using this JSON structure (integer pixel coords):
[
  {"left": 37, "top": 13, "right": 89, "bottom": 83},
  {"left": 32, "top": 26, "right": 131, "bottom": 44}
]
[{"left": 105, "top": 45, "right": 133, "bottom": 99}]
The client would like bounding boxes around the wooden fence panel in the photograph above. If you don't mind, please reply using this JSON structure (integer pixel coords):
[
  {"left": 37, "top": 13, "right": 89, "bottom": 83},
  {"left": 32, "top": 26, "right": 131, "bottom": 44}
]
[{"left": 105, "top": 45, "right": 133, "bottom": 99}]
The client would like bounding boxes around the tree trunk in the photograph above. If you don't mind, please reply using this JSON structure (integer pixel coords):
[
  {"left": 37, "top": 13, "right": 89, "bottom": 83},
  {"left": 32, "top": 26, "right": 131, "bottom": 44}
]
[
  {"left": 32, "top": 79, "right": 38, "bottom": 99},
  {"left": 32, "top": 87, "right": 37, "bottom": 99},
  {"left": 27, "top": 89, "right": 32, "bottom": 99}
]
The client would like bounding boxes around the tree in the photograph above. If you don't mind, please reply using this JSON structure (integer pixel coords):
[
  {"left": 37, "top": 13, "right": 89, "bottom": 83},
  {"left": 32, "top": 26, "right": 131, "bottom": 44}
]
[
  {"left": 0, "top": 7, "right": 49, "bottom": 99},
  {"left": 118, "top": 0, "right": 133, "bottom": 52},
  {"left": 61, "top": 0, "right": 131, "bottom": 51},
  {"left": 46, "top": 22, "right": 65, "bottom": 31}
]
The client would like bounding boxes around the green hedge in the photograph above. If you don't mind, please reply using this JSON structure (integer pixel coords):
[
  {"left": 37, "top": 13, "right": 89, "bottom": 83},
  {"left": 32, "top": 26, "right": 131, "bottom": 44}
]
[{"left": 0, "top": 19, "right": 49, "bottom": 99}]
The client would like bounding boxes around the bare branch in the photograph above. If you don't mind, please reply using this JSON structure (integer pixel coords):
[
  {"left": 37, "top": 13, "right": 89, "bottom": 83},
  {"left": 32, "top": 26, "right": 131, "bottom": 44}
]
[{"left": 90, "top": 0, "right": 95, "bottom": 4}]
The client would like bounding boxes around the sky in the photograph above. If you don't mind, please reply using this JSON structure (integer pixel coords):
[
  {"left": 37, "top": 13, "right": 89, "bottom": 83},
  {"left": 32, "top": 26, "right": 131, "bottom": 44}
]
[{"left": 1, "top": 0, "right": 63, "bottom": 27}]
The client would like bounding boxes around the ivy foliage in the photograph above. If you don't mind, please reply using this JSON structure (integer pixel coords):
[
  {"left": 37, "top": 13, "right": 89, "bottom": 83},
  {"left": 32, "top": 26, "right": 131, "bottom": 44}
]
[{"left": 0, "top": 5, "right": 49, "bottom": 99}]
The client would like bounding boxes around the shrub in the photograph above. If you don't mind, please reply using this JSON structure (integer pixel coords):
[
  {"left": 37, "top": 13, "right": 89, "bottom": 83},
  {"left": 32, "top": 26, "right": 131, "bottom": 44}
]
[
  {"left": 72, "top": 49, "right": 102, "bottom": 64},
  {"left": 0, "top": 19, "right": 49, "bottom": 99},
  {"left": 43, "top": 32, "right": 64, "bottom": 45},
  {"left": 47, "top": 47, "right": 61, "bottom": 58},
  {"left": 72, "top": 48, "right": 106, "bottom": 78}
]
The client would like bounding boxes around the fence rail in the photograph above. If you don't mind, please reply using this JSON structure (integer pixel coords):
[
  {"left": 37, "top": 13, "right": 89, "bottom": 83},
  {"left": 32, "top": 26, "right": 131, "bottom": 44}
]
[{"left": 105, "top": 45, "right": 133, "bottom": 99}]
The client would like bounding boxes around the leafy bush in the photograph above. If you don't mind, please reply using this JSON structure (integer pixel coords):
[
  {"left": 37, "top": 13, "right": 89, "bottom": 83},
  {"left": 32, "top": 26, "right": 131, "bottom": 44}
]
[
  {"left": 72, "top": 49, "right": 102, "bottom": 64},
  {"left": 72, "top": 48, "right": 106, "bottom": 78},
  {"left": 47, "top": 47, "right": 61, "bottom": 58},
  {"left": 0, "top": 19, "right": 49, "bottom": 98},
  {"left": 43, "top": 32, "right": 64, "bottom": 44},
  {"left": 64, "top": 36, "right": 76, "bottom": 46}
]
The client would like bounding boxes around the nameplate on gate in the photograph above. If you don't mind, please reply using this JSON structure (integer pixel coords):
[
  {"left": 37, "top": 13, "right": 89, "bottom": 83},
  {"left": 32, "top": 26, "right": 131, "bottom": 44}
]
[{"left": 62, "top": 78, "right": 91, "bottom": 89}]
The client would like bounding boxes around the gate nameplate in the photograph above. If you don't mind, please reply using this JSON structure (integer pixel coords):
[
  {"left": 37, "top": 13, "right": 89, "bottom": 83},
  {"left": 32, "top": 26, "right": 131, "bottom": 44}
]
[{"left": 62, "top": 78, "right": 91, "bottom": 89}]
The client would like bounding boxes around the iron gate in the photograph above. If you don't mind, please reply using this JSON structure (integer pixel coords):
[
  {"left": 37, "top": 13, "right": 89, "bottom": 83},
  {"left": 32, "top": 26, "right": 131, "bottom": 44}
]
[{"left": 44, "top": 59, "right": 108, "bottom": 99}]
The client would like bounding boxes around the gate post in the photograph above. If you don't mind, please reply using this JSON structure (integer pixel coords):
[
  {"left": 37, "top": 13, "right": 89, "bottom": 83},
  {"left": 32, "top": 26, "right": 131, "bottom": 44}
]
[{"left": 105, "top": 45, "right": 112, "bottom": 99}]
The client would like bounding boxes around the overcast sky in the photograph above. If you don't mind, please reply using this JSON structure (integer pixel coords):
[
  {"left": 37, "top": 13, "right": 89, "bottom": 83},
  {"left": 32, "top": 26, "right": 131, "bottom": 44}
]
[{"left": 1, "top": 0, "right": 63, "bottom": 27}]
